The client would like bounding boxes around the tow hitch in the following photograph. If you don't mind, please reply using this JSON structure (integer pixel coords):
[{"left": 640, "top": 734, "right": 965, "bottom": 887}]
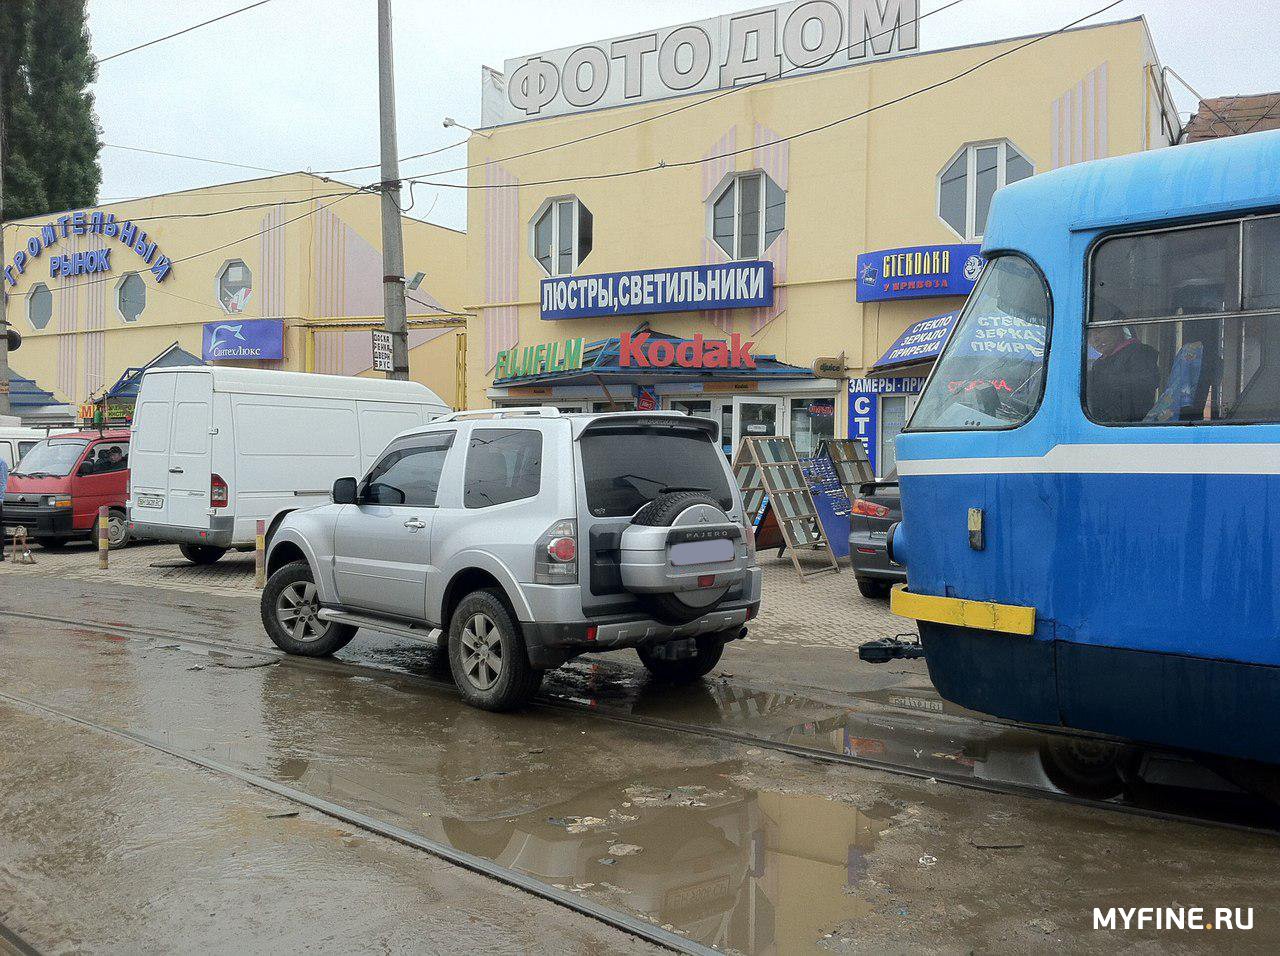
[{"left": 858, "top": 636, "right": 926, "bottom": 664}]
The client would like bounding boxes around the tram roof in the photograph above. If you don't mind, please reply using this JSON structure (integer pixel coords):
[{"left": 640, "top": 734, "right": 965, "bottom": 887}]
[{"left": 984, "top": 129, "right": 1280, "bottom": 253}]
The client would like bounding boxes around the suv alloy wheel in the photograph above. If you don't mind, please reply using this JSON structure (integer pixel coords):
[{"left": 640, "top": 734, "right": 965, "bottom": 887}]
[
  {"left": 261, "top": 561, "right": 357, "bottom": 657},
  {"left": 447, "top": 590, "right": 543, "bottom": 712}
]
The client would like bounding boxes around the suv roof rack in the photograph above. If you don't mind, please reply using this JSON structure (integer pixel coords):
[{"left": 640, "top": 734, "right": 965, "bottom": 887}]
[{"left": 431, "top": 407, "right": 563, "bottom": 424}]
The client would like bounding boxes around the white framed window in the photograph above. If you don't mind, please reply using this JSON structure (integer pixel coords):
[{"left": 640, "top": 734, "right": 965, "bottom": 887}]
[
  {"left": 938, "top": 140, "right": 1034, "bottom": 241},
  {"left": 710, "top": 171, "right": 785, "bottom": 260},
  {"left": 531, "top": 196, "right": 593, "bottom": 277},
  {"left": 116, "top": 272, "right": 146, "bottom": 323}
]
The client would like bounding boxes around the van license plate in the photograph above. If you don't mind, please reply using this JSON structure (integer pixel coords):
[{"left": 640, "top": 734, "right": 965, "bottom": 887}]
[
  {"left": 671, "top": 539, "right": 735, "bottom": 566},
  {"left": 136, "top": 495, "right": 165, "bottom": 510}
]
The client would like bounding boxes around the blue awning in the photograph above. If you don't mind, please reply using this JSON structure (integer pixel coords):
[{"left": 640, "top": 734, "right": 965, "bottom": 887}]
[
  {"left": 103, "top": 342, "right": 204, "bottom": 401},
  {"left": 870, "top": 311, "right": 958, "bottom": 376},
  {"left": 496, "top": 325, "right": 815, "bottom": 388},
  {"left": 5, "top": 372, "right": 59, "bottom": 410}
]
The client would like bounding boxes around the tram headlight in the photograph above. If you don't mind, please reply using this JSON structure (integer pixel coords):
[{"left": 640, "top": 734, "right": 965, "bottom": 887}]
[{"left": 887, "top": 521, "right": 907, "bottom": 568}]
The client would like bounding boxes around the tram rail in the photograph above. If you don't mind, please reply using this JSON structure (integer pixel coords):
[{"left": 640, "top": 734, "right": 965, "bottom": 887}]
[{"left": 1, "top": 608, "right": 1278, "bottom": 839}]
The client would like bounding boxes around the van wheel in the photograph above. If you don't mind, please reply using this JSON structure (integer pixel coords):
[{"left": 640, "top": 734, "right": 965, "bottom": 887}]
[
  {"left": 447, "top": 590, "right": 542, "bottom": 712},
  {"left": 261, "top": 561, "right": 356, "bottom": 657},
  {"left": 105, "top": 509, "right": 131, "bottom": 549},
  {"left": 637, "top": 635, "right": 725, "bottom": 684},
  {"left": 180, "top": 543, "right": 227, "bottom": 565}
]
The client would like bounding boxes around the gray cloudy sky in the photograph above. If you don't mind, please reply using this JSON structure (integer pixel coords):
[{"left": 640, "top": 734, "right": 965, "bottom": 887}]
[{"left": 86, "top": 0, "right": 1273, "bottom": 230}]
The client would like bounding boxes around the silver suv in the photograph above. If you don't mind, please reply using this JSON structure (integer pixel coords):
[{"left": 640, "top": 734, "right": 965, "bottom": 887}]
[{"left": 260, "top": 409, "right": 762, "bottom": 711}]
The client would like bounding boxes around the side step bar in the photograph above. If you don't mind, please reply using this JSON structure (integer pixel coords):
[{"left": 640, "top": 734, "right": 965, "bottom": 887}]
[{"left": 316, "top": 608, "right": 442, "bottom": 644}]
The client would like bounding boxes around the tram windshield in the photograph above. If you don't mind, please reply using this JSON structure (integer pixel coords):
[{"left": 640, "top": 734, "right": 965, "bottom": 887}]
[{"left": 908, "top": 255, "right": 1051, "bottom": 431}]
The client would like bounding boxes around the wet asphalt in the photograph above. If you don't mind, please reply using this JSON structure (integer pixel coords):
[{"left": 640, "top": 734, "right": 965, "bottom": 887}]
[{"left": 2, "top": 575, "right": 1280, "bottom": 954}]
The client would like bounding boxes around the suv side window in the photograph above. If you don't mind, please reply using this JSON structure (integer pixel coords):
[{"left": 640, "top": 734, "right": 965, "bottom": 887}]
[
  {"left": 464, "top": 428, "right": 542, "bottom": 509},
  {"left": 363, "top": 433, "right": 455, "bottom": 507}
]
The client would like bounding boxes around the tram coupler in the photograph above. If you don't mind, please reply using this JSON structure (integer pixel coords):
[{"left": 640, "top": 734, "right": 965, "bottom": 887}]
[{"left": 858, "top": 636, "right": 926, "bottom": 664}]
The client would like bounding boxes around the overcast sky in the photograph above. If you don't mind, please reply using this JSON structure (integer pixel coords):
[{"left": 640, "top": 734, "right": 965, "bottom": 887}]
[{"left": 85, "top": 0, "right": 1275, "bottom": 231}]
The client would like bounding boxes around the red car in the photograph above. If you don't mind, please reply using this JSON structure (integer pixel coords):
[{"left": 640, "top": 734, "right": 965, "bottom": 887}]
[{"left": 2, "top": 429, "right": 133, "bottom": 549}]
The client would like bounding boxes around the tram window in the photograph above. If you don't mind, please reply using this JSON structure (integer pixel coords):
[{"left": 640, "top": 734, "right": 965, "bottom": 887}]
[
  {"left": 907, "top": 255, "right": 1051, "bottom": 431},
  {"left": 1244, "top": 216, "right": 1280, "bottom": 311},
  {"left": 1087, "top": 216, "right": 1280, "bottom": 425}
]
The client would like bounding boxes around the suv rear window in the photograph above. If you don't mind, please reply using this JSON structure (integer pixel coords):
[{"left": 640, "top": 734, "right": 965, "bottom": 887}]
[{"left": 580, "top": 427, "right": 734, "bottom": 518}]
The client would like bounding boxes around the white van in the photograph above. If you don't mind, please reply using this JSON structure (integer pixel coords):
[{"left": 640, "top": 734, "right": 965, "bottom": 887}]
[
  {"left": 129, "top": 367, "right": 451, "bottom": 563},
  {"left": 0, "top": 425, "right": 48, "bottom": 469}
]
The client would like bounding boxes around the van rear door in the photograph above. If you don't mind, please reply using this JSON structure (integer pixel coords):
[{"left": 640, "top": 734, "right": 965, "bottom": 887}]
[
  {"left": 167, "top": 372, "right": 215, "bottom": 531},
  {"left": 130, "top": 372, "right": 176, "bottom": 524}
]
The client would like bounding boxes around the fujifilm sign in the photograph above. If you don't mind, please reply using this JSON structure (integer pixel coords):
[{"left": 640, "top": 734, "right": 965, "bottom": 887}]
[{"left": 482, "top": 0, "right": 920, "bottom": 126}]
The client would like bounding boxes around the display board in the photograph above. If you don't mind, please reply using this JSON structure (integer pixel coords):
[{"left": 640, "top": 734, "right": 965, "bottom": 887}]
[
  {"left": 822, "top": 439, "right": 876, "bottom": 502},
  {"left": 732, "top": 436, "right": 841, "bottom": 580}
]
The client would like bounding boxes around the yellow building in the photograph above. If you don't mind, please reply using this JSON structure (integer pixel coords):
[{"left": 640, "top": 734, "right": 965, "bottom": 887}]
[
  {"left": 1, "top": 172, "right": 468, "bottom": 420},
  {"left": 465, "top": 12, "right": 1177, "bottom": 473}
]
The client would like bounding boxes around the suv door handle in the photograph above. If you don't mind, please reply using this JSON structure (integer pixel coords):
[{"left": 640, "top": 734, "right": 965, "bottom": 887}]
[
  {"left": 169, "top": 468, "right": 184, "bottom": 474},
  {"left": 404, "top": 518, "right": 427, "bottom": 531}
]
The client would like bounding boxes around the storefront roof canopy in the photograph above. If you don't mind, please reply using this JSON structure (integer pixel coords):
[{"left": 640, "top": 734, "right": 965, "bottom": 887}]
[
  {"left": 104, "top": 342, "right": 204, "bottom": 402},
  {"left": 869, "top": 310, "right": 959, "bottom": 378},
  {"left": 498, "top": 325, "right": 816, "bottom": 388}
]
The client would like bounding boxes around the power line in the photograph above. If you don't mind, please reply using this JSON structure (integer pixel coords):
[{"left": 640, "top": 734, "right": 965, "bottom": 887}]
[
  {"left": 397, "top": 0, "right": 972, "bottom": 185},
  {"left": 315, "top": 139, "right": 469, "bottom": 176},
  {"left": 405, "top": 0, "right": 1125, "bottom": 193},
  {"left": 102, "top": 143, "right": 287, "bottom": 174},
  {"left": 96, "top": 0, "right": 278, "bottom": 65}
]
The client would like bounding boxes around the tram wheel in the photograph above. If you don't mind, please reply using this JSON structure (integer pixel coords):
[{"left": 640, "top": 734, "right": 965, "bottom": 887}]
[{"left": 1038, "top": 737, "right": 1128, "bottom": 800}]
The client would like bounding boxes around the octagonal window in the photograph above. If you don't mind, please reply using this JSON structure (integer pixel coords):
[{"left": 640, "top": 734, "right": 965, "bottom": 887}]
[
  {"left": 217, "top": 259, "right": 253, "bottom": 314},
  {"left": 938, "top": 140, "right": 1034, "bottom": 241},
  {"left": 117, "top": 272, "right": 146, "bottom": 323},
  {"left": 710, "top": 171, "right": 785, "bottom": 260},
  {"left": 27, "top": 283, "right": 52, "bottom": 330}
]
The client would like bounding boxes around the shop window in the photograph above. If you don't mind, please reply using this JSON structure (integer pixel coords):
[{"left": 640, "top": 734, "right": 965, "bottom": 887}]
[
  {"left": 216, "top": 259, "right": 253, "bottom": 314},
  {"left": 27, "top": 283, "right": 52, "bottom": 330},
  {"left": 532, "top": 197, "right": 593, "bottom": 277},
  {"left": 592, "top": 400, "right": 636, "bottom": 413},
  {"left": 1084, "top": 214, "right": 1280, "bottom": 425},
  {"left": 117, "top": 272, "right": 146, "bottom": 323},
  {"left": 877, "top": 395, "right": 909, "bottom": 476},
  {"left": 790, "top": 397, "right": 836, "bottom": 458},
  {"left": 938, "top": 140, "right": 1033, "bottom": 241},
  {"left": 711, "top": 171, "right": 785, "bottom": 260}
]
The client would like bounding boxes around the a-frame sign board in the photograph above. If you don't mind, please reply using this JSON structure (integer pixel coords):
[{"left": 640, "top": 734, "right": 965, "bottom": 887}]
[
  {"left": 822, "top": 439, "right": 876, "bottom": 502},
  {"left": 733, "top": 436, "right": 841, "bottom": 580}
]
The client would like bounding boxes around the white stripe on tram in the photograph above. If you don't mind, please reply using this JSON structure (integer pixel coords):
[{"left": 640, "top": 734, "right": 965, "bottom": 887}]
[{"left": 897, "top": 443, "right": 1280, "bottom": 476}]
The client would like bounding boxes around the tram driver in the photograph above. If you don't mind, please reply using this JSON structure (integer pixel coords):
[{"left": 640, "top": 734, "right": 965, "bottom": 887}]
[{"left": 1086, "top": 325, "right": 1161, "bottom": 422}]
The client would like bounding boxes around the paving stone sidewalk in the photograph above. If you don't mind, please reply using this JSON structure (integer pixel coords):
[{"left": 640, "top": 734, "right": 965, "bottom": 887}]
[{"left": 0, "top": 541, "right": 901, "bottom": 648}]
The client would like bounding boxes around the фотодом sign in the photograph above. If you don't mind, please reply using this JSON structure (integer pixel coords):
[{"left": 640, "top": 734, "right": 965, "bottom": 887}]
[
  {"left": 202, "top": 319, "right": 285, "bottom": 361},
  {"left": 483, "top": 0, "right": 920, "bottom": 126},
  {"left": 856, "top": 244, "right": 983, "bottom": 302},
  {"left": 542, "top": 261, "right": 773, "bottom": 320},
  {"left": 495, "top": 336, "right": 586, "bottom": 380},
  {"left": 3, "top": 210, "right": 175, "bottom": 289}
]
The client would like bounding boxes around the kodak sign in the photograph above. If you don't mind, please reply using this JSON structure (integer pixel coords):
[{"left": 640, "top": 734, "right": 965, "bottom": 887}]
[{"left": 619, "top": 332, "right": 755, "bottom": 369}]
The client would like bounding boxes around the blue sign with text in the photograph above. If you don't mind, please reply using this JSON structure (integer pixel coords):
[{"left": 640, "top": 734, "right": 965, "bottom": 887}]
[
  {"left": 541, "top": 261, "right": 773, "bottom": 320},
  {"left": 202, "top": 319, "right": 284, "bottom": 361},
  {"left": 856, "top": 244, "right": 983, "bottom": 303},
  {"left": 871, "top": 311, "right": 960, "bottom": 371},
  {"left": 847, "top": 377, "right": 927, "bottom": 476},
  {"left": 4, "top": 209, "right": 175, "bottom": 289}
]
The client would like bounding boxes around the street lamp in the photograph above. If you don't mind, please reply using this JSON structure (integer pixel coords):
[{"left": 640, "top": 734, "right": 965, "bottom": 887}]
[{"left": 443, "top": 117, "right": 490, "bottom": 138}]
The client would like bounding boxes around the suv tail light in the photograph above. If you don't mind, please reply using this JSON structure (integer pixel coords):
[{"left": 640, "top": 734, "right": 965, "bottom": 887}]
[
  {"left": 852, "top": 498, "right": 890, "bottom": 519},
  {"left": 535, "top": 519, "right": 578, "bottom": 584},
  {"left": 211, "top": 474, "right": 229, "bottom": 509},
  {"left": 742, "top": 514, "right": 757, "bottom": 561}
]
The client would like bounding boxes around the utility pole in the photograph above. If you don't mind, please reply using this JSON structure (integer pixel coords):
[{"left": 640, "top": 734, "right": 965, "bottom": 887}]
[
  {"left": 0, "top": 60, "right": 11, "bottom": 417},
  {"left": 376, "top": 0, "right": 409, "bottom": 381}
]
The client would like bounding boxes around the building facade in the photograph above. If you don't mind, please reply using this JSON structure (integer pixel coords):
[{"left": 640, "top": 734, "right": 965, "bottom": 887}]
[
  {"left": 1, "top": 173, "right": 468, "bottom": 420},
  {"left": 465, "top": 12, "right": 1176, "bottom": 471}
]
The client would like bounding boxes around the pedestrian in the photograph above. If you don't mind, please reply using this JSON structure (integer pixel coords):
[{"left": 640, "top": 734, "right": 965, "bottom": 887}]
[{"left": 0, "top": 454, "right": 8, "bottom": 563}]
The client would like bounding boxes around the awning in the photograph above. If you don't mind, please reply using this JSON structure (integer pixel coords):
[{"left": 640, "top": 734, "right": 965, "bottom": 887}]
[
  {"left": 495, "top": 324, "right": 816, "bottom": 388},
  {"left": 103, "top": 342, "right": 204, "bottom": 402},
  {"left": 4, "top": 371, "right": 76, "bottom": 425},
  {"left": 869, "top": 311, "right": 958, "bottom": 378}
]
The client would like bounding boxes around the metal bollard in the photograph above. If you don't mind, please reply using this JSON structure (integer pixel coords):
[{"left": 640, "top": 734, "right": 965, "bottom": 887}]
[
  {"left": 98, "top": 506, "right": 109, "bottom": 569},
  {"left": 254, "top": 519, "right": 266, "bottom": 589}
]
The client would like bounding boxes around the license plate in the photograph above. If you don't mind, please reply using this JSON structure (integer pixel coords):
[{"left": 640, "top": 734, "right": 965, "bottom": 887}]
[
  {"left": 136, "top": 494, "right": 165, "bottom": 509},
  {"left": 670, "top": 539, "right": 735, "bottom": 566}
]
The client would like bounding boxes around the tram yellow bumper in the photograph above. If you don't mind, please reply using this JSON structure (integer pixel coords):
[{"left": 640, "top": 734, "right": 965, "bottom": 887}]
[{"left": 890, "top": 585, "right": 1036, "bottom": 637}]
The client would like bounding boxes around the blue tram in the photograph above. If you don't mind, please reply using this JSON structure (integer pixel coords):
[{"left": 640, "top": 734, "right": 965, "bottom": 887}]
[{"left": 889, "top": 130, "right": 1280, "bottom": 765}]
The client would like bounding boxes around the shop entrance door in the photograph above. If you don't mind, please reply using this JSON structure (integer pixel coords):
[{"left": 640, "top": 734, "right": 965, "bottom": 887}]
[{"left": 731, "top": 396, "right": 785, "bottom": 461}]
